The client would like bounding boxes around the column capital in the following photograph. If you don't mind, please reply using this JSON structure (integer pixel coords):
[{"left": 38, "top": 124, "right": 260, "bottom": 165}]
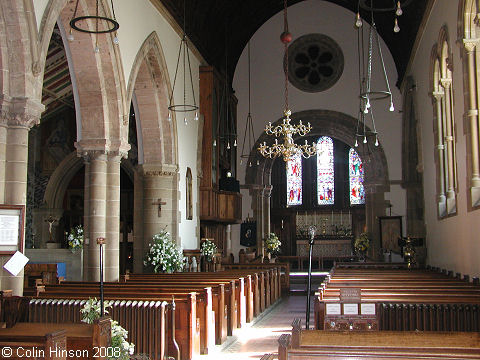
[
  {"left": 140, "top": 163, "right": 179, "bottom": 177},
  {"left": 431, "top": 91, "right": 444, "bottom": 102},
  {"left": 463, "top": 38, "right": 479, "bottom": 53},
  {"left": 0, "top": 96, "right": 44, "bottom": 128},
  {"left": 440, "top": 78, "right": 452, "bottom": 89},
  {"left": 75, "top": 139, "right": 130, "bottom": 160}
]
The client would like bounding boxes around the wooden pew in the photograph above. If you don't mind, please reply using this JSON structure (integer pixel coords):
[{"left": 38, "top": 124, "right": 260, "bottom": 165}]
[
  {"left": 38, "top": 282, "right": 218, "bottom": 353},
  {"left": 0, "top": 317, "right": 110, "bottom": 360},
  {"left": 0, "top": 328, "right": 67, "bottom": 360},
  {"left": 30, "top": 294, "right": 196, "bottom": 360},
  {"left": 315, "top": 266, "right": 480, "bottom": 332},
  {"left": 279, "top": 318, "right": 480, "bottom": 360}
]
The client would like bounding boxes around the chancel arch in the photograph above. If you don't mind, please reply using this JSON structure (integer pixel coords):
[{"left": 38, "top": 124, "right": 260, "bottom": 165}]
[{"left": 245, "top": 109, "right": 389, "bottom": 257}]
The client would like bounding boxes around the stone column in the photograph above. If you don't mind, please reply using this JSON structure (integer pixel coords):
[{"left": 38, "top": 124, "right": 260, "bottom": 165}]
[
  {"left": 82, "top": 160, "right": 91, "bottom": 279},
  {"left": 133, "top": 167, "right": 144, "bottom": 273},
  {"left": 0, "top": 98, "right": 43, "bottom": 295},
  {"left": 463, "top": 40, "right": 480, "bottom": 206},
  {"left": 105, "top": 153, "right": 121, "bottom": 281},
  {"left": 440, "top": 78, "right": 456, "bottom": 214},
  {"left": 141, "top": 164, "right": 179, "bottom": 264},
  {"left": 84, "top": 151, "right": 108, "bottom": 281},
  {"left": 262, "top": 185, "right": 272, "bottom": 238},
  {"left": 249, "top": 185, "right": 264, "bottom": 255},
  {"left": 364, "top": 184, "right": 386, "bottom": 260},
  {"left": 432, "top": 91, "right": 447, "bottom": 216}
]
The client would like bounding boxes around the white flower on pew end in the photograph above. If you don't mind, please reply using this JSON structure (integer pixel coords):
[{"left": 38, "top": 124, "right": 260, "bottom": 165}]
[{"left": 81, "top": 298, "right": 135, "bottom": 359}]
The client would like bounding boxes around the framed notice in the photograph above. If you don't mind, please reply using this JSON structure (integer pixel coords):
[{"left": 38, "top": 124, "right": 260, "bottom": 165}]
[
  {"left": 0, "top": 205, "right": 25, "bottom": 255},
  {"left": 379, "top": 216, "right": 402, "bottom": 253}
]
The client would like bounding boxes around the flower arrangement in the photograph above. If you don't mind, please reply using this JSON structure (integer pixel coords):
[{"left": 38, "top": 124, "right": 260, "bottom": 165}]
[
  {"left": 144, "top": 229, "right": 184, "bottom": 273},
  {"left": 200, "top": 239, "right": 217, "bottom": 262},
  {"left": 354, "top": 232, "right": 370, "bottom": 254},
  {"left": 65, "top": 225, "right": 83, "bottom": 252},
  {"left": 80, "top": 298, "right": 134, "bottom": 359},
  {"left": 265, "top": 232, "right": 281, "bottom": 256}
]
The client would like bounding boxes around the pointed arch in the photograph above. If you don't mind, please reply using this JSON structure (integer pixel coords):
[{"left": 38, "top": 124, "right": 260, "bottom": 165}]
[{"left": 126, "top": 31, "right": 176, "bottom": 165}]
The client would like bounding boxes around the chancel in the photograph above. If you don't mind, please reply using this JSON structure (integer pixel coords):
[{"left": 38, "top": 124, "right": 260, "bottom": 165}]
[{"left": 1, "top": 1, "right": 480, "bottom": 359}]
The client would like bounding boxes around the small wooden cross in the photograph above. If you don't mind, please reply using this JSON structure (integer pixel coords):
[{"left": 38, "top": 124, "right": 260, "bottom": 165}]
[{"left": 152, "top": 198, "right": 167, "bottom": 217}]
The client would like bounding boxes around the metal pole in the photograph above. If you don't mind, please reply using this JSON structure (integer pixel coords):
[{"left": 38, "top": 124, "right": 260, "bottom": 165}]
[
  {"left": 97, "top": 237, "right": 105, "bottom": 317},
  {"left": 306, "top": 225, "right": 316, "bottom": 330}
]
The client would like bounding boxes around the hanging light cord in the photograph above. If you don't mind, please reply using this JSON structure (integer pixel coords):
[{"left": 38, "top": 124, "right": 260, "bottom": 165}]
[{"left": 283, "top": 0, "right": 289, "bottom": 112}]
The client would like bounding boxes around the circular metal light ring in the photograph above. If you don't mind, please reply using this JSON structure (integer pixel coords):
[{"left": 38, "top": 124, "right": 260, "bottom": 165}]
[
  {"left": 359, "top": 0, "right": 414, "bottom": 13},
  {"left": 70, "top": 16, "right": 119, "bottom": 34},
  {"left": 360, "top": 90, "right": 392, "bottom": 101},
  {"left": 168, "top": 104, "right": 198, "bottom": 112}
]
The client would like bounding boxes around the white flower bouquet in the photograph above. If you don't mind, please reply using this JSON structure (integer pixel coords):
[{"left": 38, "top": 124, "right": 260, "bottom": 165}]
[
  {"left": 265, "top": 232, "right": 281, "bottom": 256},
  {"left": 200, "top": 239, "right": 217, "bottom": 262},
  {"left": 144, "top": 229, "right": 184, "bottom": 273},
  {"left": 65, "top": 225, "right": 83, "bottom": 252},
  {"left": 80, "top": 298, "right": 134, "bottom": 359}
]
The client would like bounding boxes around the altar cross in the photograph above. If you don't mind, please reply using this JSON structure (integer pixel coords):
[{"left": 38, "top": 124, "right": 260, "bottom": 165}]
[{"left": 152, "top": 198, "right": 167, "bottom": 217}]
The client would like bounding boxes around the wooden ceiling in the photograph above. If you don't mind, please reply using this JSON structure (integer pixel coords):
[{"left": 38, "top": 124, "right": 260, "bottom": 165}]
[{"left": 154, "top": 0, "right": 428, "bottom": 86}]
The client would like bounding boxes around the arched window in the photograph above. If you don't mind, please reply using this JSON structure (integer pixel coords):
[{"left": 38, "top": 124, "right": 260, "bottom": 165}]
[
  {"left": 286, "top": 152, "right": 302, "bottom": 206},
  {"left": 317, "top": 136, "right": 334, "bottom": 205},
  {"left": 349, "top": 148, "right": 365, "bottom": 205},
  {"left": 431, "top": 28, "right": 457, "bottom": 217}
]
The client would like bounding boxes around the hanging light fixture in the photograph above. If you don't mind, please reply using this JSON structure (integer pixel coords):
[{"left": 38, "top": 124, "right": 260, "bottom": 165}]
[
  {"left": 167, "top": 0, "right": 199, "bottom": 125},
  {"left": 354, "top": 0, "right": 405, "bottom": 148},
  {"left": 240, "top": 42, "right": 258, "bottom": 168},
  {"left": 68, "top": 0, "right": 120, "bottom": 51},
  {"left": 258, "top": 0, "right": 316, "bottom": 162},
  {"left": 214, "top": 23, "right": 237, "bottom": 151}
]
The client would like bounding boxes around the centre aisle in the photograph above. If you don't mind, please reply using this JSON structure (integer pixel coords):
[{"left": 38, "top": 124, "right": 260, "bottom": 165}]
[{"left": 199, "top": 296, "right": 312, "bottom": 360}]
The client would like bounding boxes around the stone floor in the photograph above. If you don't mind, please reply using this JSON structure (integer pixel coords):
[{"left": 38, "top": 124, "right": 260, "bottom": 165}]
[{"left": 198, "top": 295, "right": 313, "bottom": 360}]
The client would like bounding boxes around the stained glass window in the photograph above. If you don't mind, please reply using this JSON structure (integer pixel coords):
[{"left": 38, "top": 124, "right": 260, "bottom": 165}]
[
  {"left": 286, "top": 152, "right": 302, "bottom": 206},
  {"left": 349, "top": 148, "right": 365, "bottom": 204},
  {"left": 317, "top": 136, "right": 334, "bottom": 205}
]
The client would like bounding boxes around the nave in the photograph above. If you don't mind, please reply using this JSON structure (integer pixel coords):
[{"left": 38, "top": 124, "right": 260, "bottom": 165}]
[{"left": 199, "top": 296, "right": 312, "bottom": 360}]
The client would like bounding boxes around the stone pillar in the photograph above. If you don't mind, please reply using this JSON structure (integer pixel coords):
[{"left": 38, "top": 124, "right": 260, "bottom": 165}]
[
  {"left": 262, "top": 185, "right": 272, "bottom": 238},
  {"left": 463, "top": 40, "right": 480, "bottom": 206},
  {"left": 82, "top": 160, "right": 91, "bottom": 279},
  {"left": 226, "top": 224, "right": 232, "bottom": 255},
  {"left": 105, "top": 153, "right": 121, "bottom": 281},
  {"left": 365, "top": 184, "right": 386, "bottom": 260},
  {"left": 0, "top": 123, "right": 6, "bottom": 203},
  {"left": 84, "top": 151, "right": 108, "bottom": 281},
  {"left": 440, "top": 78, "right": 456, "bottom": 214},
  {"left": 133, "top": 167, "right": 144, "bottom": 273},
  {"left": 249, "top": 185, "right": 264, "bottom": 255},
  {"left": 0, "top": 98, "right": 43, "bottom": 295},
  {"left": 141, "top": 164, "right": 179, "bottom": 267},
  {"left": 432, "top": 91, "right": 446, "bottom": 216}
]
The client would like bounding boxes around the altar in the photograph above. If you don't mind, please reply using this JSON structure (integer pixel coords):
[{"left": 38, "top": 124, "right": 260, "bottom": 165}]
[{"left": 296, "top": 238, "right": 352, "bottom": 257}]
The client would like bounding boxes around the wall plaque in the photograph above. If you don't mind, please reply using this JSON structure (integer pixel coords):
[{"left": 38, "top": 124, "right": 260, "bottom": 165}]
[{"left": 0, "top": 205, "right": 25, "bottom": 255}]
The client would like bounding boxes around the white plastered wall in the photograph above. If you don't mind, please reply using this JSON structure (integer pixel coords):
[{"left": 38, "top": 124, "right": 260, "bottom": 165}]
[
  {"left": 33, "top": 0, "right": 201, "bottom": 249},
  {"left": 407, "top": 0, "right": 480, "bottom": 277},
  {"left": 232, "top": 0, "right": 404, "bottom": 259}
]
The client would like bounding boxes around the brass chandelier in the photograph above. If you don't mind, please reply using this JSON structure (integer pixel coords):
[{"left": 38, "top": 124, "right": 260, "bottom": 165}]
[{"left": 258, "top": 0, "right": 316, "bottom": 162}]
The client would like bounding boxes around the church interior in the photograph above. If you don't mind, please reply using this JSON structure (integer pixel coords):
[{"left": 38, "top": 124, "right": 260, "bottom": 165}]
[{"left": 1, "top": 0, "right": 480, "bottom": 359}]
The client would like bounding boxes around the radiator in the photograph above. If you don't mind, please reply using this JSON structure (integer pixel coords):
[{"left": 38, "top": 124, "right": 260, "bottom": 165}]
[
  {"left": 379, "top": 303, "right": 480, "bottom": 331},
  {"left": 29, "top": 298, "right": 170, "bottom": 360}
]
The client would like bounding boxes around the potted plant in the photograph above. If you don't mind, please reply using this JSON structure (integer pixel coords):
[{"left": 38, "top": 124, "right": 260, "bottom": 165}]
[{"left": 143, "top": 229, "right": 184, "bottom": 273}]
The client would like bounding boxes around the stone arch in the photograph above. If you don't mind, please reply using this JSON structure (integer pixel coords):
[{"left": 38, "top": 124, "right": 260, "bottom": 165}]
[
  {"left": 461, "top": 0, "right": 477, "bottom": 39},
  {"left": 127, "top": 31, "right": 176, "bottom": 165},
  {"left": 437, "top": 26, "right": 452, "bottom": 78},
  {"left": 246, "top": 110, "right": 389, "bottom": 188},
  {"left": 38, "top": 0, "right": 128, "bottom": 150},
  {"left": 246, "top": 109, "right": 390, "bottom": 255}
]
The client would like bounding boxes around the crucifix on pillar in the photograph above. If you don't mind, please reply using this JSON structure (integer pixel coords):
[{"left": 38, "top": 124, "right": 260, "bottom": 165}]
[{"left": 152, "top": 198, "right": 167, "bottom": 217}]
